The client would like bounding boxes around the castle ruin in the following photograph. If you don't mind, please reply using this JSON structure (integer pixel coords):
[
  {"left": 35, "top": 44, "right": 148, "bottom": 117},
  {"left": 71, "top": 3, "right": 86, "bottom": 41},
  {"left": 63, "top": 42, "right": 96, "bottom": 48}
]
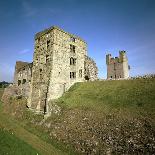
[
  {"left": 106, "top": 51, "right": 130, "bottom": 79},
  {"left": 14, "top": 26, "right": 98, "bottom": 114}
]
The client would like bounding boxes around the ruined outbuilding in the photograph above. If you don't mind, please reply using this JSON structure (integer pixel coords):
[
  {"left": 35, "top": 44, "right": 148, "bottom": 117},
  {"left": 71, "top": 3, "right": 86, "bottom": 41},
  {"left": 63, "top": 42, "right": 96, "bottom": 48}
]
[{"left": 14, "top": 26, "right": 98, "bottom": 114}]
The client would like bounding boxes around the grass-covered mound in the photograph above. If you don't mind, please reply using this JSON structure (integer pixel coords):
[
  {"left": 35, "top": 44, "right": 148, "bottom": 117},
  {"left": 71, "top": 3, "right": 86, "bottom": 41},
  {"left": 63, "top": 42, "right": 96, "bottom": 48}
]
[
  {"left": 54, "top": 78, "right": 155, "bottom": 154},
  {"left": 1, "top": 78, "right": 155, "bottom": 154},
  {"left": 59, "top": 78, "right": 155, "bottom": 113}
]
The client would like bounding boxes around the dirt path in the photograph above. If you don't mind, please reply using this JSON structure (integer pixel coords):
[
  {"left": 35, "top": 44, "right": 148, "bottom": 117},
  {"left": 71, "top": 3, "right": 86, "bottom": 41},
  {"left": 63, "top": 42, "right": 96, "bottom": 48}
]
[{"left": 0, "top": 112, "right": 67, "bottom": 155}]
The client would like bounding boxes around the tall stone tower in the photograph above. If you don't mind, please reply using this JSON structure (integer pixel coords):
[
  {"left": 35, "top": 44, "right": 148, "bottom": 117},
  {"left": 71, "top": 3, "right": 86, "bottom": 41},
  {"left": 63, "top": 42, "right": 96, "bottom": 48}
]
[
  {"left": 28, "top": 26, "right": 87, "bottom": 113},
  {"left": 106, "top": 51, "right": 129, "bottom": 79}
]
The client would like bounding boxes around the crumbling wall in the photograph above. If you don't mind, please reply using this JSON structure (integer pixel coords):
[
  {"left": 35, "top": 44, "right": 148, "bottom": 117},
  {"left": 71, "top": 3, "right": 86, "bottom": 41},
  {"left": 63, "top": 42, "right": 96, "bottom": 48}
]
[
  {"left": 14, "top": 61, "right": 32, "bottom": 86},
  {"left": 13, "top": 61, "right": 32, "bottom": 98},
  {"left": 1, "top": 84, "right": 21, "bottom": 103},
  {"left": 28, "top": 29, "right": 54, "bottom": 112},
  {"left": 84, "top": 56, "right": 98, "bottom": 81}
]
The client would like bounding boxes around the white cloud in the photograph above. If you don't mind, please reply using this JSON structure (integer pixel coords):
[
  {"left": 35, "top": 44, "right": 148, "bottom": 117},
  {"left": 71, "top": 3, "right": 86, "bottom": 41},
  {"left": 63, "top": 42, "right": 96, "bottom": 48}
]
[{"left": 18, "top": 49, "right": 30, "bottom": 54}]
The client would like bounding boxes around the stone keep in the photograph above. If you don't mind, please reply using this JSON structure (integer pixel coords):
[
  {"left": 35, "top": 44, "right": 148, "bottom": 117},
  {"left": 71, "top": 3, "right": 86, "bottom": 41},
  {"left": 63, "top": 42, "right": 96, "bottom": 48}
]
[
  {"left": 14, "top": 26, "right": 98, "bottom": 113},
  {"left": 106, "top": 51, "right": 129, "bottom": 79},
  {"left": 13, "top": 26, "right": 98, "bottom": 113},
  {"left": 29, "top": 26, "right": 88, "bottom": 113}
]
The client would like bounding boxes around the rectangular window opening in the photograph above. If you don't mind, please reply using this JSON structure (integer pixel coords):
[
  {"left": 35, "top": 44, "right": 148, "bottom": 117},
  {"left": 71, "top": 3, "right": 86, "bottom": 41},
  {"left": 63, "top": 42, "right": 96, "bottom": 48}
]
[
  {"left": 70, "top": 72, "right": 76, "bottom": 79},
  {"left": 47, "top": 40, "right": 50, "bottom": 48},
  {"left": 79, "top": 69, "right": 82, "bottom": 78},
  {"left": 18, "top": 80, "right": 21, "bottom": 86},
  {"left": 70, "top": 45, "right": 75, "bottom": 53},
  {"left": 22, "top": 79, "right": 26, "bottom": 84},
  {"left": 70, "top": 57, "right": 76, "bottom": 65}
]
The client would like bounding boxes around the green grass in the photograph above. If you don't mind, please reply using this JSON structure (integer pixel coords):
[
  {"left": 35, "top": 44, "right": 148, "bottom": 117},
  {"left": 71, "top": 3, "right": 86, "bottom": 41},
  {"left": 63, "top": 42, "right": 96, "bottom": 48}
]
[
  {"left": 59, "top": 78, "right": 155, "bottom": 112},
  {"left": 1, "top": 78, "right": 155, "bottom": 154},
  {"left": 0, "top": 128, "right": 40, "bottom": 155},
  {"left": 0, "top": 94, "right": 67, "bottom": 155}
]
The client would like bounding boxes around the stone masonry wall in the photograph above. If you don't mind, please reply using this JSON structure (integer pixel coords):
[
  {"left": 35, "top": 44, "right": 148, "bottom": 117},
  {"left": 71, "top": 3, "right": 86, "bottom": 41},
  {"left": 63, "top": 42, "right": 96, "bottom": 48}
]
[
  {"left": 28, "top": 28, "right": 54, "bottom": 112},
  {"left": 14, "top": 61, "right": 31, "bottom": 84},
  {"left": 48, "top": 27, "right": 87, "bottom": 101},
  {"left": 14, "top": 61, "right": 32, "bottom": 98}
]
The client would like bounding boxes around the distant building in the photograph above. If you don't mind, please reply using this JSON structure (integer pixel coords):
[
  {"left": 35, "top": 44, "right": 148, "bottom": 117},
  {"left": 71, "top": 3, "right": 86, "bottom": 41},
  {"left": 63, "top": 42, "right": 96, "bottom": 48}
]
[
  {"left": 14, "top": 26, "right": 98, "bottom": 114},
  {"left": 106, "top": 51, "right": 130, "bottom": 79}
]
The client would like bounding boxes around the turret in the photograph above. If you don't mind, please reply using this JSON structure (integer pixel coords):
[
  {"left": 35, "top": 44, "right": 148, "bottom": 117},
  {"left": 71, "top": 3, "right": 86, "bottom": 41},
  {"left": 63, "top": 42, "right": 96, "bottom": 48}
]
[
  {"left": 106, "top": 54, "right": 111, "bottom": 65},
  {"left": 119, "top": 50, "right": 127, "bottom": 62},
  {"left": 106, "top": 51, "right": 129, "bottom": 79}
]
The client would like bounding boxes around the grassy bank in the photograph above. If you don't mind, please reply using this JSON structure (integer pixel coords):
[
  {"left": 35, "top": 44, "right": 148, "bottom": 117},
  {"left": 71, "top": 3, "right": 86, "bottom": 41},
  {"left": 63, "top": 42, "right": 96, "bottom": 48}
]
[
  {"left": 0, "top": 89, "right": 68, "bottom": 155},
  {"left": 1, "top": 78, "right": 155, "bottom": 154},
  {"left": 0, "top": 127, "right": 40, "bottom": 155},
  {"left": 59, "top": 78, "right": 155, "bottom": 115}
]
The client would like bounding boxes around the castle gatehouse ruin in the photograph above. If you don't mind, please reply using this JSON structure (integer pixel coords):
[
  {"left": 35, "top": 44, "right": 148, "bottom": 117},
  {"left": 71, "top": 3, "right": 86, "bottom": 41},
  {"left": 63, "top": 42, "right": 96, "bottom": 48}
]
[{"left": 14, "top": 26, "right": 98, "bottom": 114}]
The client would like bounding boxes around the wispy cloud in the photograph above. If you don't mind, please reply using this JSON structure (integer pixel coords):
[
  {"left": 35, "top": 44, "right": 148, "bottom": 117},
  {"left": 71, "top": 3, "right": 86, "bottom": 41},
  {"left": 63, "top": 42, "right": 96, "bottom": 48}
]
[
  {"left": 21, "top": 0, "right": 62, "bottom": 18},
  {"left": 21, "top": 0, "right": 37, "bottom": 17},
  {"left": 18, "top": 49, "right": 30, "bottom": 54}
]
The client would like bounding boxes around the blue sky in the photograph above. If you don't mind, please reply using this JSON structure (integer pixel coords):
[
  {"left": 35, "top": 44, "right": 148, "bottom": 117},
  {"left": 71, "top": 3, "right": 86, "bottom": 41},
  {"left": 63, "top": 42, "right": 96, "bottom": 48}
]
[{"left": 0, "top": 0, "right": 155, "bottom": 82}]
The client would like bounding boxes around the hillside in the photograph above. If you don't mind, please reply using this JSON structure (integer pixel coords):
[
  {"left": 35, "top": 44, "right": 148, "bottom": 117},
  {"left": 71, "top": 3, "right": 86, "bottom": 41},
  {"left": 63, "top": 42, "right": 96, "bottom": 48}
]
[
  {"left": 1, "top": 78, "right": 155, "bottom": 154},
  {"left": 0, "top": 89, "right": 66, "bottom": 155},
  {"left": 59, "top": 78, "right": 155, "bottom": 112}
]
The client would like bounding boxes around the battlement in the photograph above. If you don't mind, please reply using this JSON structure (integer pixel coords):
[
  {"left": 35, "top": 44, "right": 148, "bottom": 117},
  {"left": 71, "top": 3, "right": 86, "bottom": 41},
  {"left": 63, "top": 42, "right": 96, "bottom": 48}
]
[
  {"left": 106, "top": 50, "right": 127, "bottom": 65},
  {"left": 106, "top": 51, "right": 129, "bottom": 79}
]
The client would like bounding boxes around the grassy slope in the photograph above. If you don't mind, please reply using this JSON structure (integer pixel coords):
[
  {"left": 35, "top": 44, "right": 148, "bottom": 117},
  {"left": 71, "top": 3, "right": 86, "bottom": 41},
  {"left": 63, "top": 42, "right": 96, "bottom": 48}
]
[
  {"left": 0, "top": 88, "right": 66, "bottom": 155},
  {"left": 0, "top": 112, "right": 65, "bottom": 155},
  {"left": 59, "top": 78, "right": 155, "bottom": 114},
  {"left": 0, "top": 128, "right": 39, "bottom": 155},
  {"left": 0, "top": 88, "right": 38, "bottom": 155},
  {"left": 0, "top": 100, "right": 75, "bottom": 155},
  {"left": 1, "top": 78, "right": 155, "bottom": 154}
]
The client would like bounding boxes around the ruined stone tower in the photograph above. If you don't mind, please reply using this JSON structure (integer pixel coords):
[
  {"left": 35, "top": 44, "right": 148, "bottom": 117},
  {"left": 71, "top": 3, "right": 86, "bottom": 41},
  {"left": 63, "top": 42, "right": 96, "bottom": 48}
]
[
  {"left": 106, "top": 51, "right": 129, "bottom": 79},
  {"left": 13, "top": 26, "right": 98, "bottom": 114},
  {"left": 20, "top": 26, "right": 97, "bottom": 113}
]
